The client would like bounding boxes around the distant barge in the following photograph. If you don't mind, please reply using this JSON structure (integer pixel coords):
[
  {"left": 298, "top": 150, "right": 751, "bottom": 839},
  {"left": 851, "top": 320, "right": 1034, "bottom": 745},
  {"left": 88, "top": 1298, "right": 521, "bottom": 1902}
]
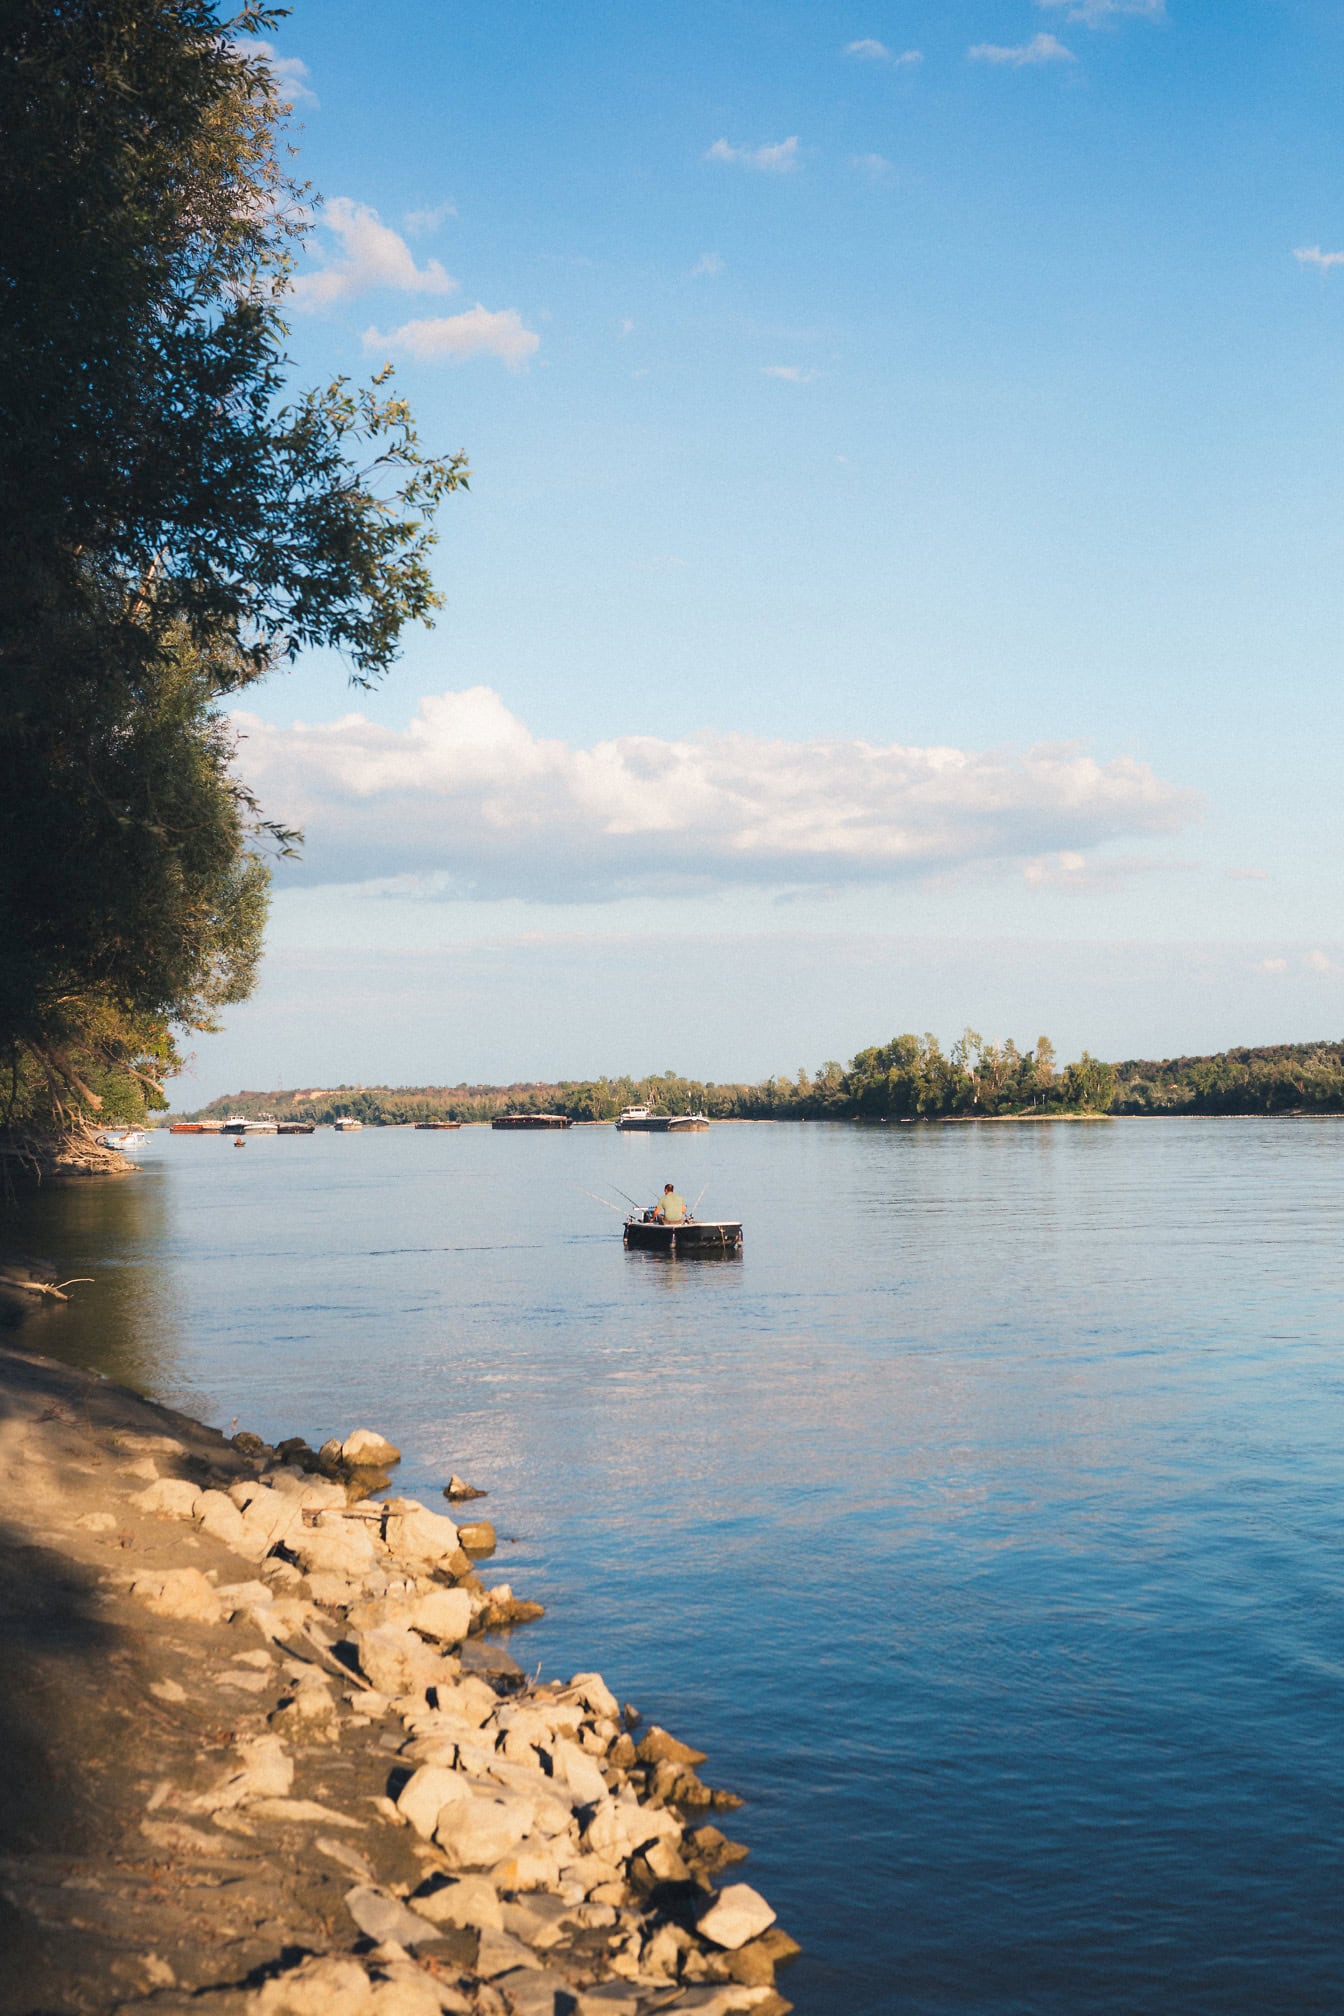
[
  {"left": 616, "top": 1105, "right": 709, "bottom": 1133},
  {"left": 491, "top": 1114, "right": 573, "bottom": 1130},
  {"left": 624, "top": 1214, "right": 742, "bottom": 1255},
  {"left": 415, "top": 1120, "right": 462, "bottom": 1130}
]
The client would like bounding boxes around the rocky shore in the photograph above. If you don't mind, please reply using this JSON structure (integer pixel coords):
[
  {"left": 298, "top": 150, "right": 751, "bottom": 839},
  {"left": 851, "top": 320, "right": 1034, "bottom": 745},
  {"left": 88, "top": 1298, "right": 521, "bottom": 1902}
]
[{"left": 0, "top": 1345, "right": 795, "bottom": 2016}]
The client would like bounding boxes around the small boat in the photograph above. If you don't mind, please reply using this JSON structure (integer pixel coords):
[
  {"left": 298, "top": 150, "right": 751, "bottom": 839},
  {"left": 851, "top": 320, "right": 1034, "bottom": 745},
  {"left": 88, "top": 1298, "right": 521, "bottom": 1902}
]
[
  {"left": 415, "top": 1120, "right": 462, "bottom": 1130},
  {"left": 94, "top": 1128, "right": 147, "bottom": 1151},
  {"left": 275, "top": 1121, "right": 315, "bottom": 1135},
  {"left": 333, "top": 1117, "right": 363, "bottom": 1131},
  {"left": 491, "top": 1113, "right": 573, "bottom": 1130},
  {"left": 616, "top": 1105, "right": 710, "bottom": 1133},
  {"left": 623, "top": 1212, "right": 742, "bottom": 1255}
]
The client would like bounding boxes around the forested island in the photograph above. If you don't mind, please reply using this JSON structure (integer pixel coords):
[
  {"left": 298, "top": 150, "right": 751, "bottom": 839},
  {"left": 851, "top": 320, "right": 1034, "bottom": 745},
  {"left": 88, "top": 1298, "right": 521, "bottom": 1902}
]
[{"left": 179, "top": 1036, "right": 1344, "bottom": 1129}]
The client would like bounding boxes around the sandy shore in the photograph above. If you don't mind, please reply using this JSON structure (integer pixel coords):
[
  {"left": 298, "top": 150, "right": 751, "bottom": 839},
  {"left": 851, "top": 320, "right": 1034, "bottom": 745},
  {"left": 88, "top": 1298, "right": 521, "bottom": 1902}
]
[{"left": 0, "top": 1344, "right": 795, "bottom": 2016}]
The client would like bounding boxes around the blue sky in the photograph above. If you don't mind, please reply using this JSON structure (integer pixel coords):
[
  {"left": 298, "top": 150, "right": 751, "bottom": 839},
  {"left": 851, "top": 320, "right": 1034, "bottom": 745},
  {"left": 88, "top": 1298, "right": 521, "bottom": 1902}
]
[{"left": 187, "top": 0, "right": 1344, "bottom": 1099}]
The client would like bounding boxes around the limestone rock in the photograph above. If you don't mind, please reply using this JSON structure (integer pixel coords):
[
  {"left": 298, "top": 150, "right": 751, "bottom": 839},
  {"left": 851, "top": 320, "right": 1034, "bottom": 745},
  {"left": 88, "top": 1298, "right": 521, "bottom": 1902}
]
[
  {"left": 581, "top": 1795, "right": 681, "bottom": 1863},
  {"left": 194, "top": 1487, "right": 251, "bottom": 1551},
  {"left": 475, "top": 1929, "right": 543, "bottom": 1978},
  {"left": 697, "top": 1884, "right": 777, "bottom": 1952},
  {"left": 565, "top": 1672, "right": 620, "bottom": 1720},
  {"left": 549, "top": 1738, "right": 608, "bottom": 1809},
  {"left": 129, "top": 1566, "right": 223, "bottom": 1624},
  {"left": 343, "top": 1428, "right": 402, "bottom": 1468},
  {"left": 287, "top": 1515, "right": 378, "bottom": 1580},
  {"left": 444, "top": 1475, "right": 486, "bottom": 1501},
  {"left": 356, "top": 1622, "right": 449, "bottom": 1697},
  {"left": 413, "top": 1873, "right": 503, "bottom": 1932},
  {"left": 250, "top": 1954, "right": 376, "bottom": 2014},
  {"left": 381, "top": 1499, "right": 460, "bottom": 1570},
  {"left": 409, "top": 1587, "right": 472, "bottom": 1644},
  {"left": 456, "top": 1520, "right": 496, "bottom": 1555},
  {"left": 396, "top": 1763, "right": 474, "bottom": 1839},
  {"left": 636, "top": 1725, "right": 708, "bottom": 1769},
  {"left": 132, "top": 1478, "right": 202, "bottom": 1520},
  {"left": 343, "top": 1885, "right": 444, "bottom": 1948},
  {"left": 433, "top": 1791, "right": 534, "bottom": 1869}
]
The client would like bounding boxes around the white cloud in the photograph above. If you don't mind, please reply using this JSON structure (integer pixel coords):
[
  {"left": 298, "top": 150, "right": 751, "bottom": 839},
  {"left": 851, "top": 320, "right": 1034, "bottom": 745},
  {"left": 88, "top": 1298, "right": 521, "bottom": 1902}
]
[
  {"left": 362, "top": 307, "right": 540, "bottom": 368},
  {"left": 619, "top": 317, "right": 636, "bottom": 337},
  {"left": 251, "top": 40, "right": 318, "bottom": 107},
  {"left": 1226, "top": 867, "right": 1269, "bottom": 882},
  {"left": 1036, "top": 0, "right": 1163, "bottom": 22},
  {"left": 1294, "top": 245, "right": 1344, "bottom": 271},
  {"left": 1256, "top": 958, "right": 1289, "bottom": 975},
  {"left": 851, "top": 152, "right": 895, "bottom": 182},
  {"left": 403, "top": 201, "right": 457, "bottom": 237},
  {"left": 691, "top": 252, "right": 726, "bottom": 277},
  {"left": 1304, "top": 949, "right": 1338, "bottom": 974},
  {"left": 762, "top": 365, "right": 818, "bottom": 383},
  {"left": 705, "top": 136, "right": 800, "bottom": 173},
  {"left": 291, "top": 198, "right": 456, "bottom": 310},
  {"left": 969, "top": 33, "right": 1076, "bottom": 65},
  {"left": 845, "top": 38, "right": 890, "bottom": 59},
  {"left": 231, "top": 686, "right": 1198, "bottom": 900}
]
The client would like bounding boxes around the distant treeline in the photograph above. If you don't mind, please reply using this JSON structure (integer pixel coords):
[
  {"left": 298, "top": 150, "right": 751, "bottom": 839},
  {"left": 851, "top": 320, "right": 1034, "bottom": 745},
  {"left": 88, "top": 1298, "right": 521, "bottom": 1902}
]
[
  {"left": 1111, "top": 1041, "right": 1344, "bottom": 1115},
  {"left": 178, "top": 1036, "right": 1344, "bottom": 1128},
  {"left": 181, "top": 1030, "right": 1115, "bottom": 1126}
]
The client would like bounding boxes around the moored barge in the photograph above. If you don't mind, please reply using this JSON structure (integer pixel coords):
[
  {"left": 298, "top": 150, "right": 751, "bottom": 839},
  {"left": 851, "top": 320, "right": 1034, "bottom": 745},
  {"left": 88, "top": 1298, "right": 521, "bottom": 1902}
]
[{"left": 491, "top": 1113, "right": 573, "bottom": 1130}]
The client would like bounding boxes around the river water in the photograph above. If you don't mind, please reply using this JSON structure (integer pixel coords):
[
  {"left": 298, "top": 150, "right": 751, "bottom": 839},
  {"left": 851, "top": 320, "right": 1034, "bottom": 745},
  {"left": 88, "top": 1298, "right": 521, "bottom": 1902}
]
[{"left": 8, "top": 1117, "right": 1344, "bottom": 2013}]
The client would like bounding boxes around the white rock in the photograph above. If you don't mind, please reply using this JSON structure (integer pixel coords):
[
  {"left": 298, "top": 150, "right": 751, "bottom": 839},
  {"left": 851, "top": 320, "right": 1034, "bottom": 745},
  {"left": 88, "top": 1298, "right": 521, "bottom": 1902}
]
[
  {"left": 132, "top": 1478, "right": 203, "bottom": 1520},
  {"left": 566, "top": 1672, "right": 620, "bottom": 1720},
  {"left": 218, "top": 1579, "right": 274, "bottom": 1619},
  {"left": 356, "top": 1623, "right": 450, "bottom": 1698},
  {"left": 474, "top": 1928, "right": 543, "bottom": 1978},
  {"left": 193, "top": 1733, "right": 294, "bottom": 1813},
  {"left": 408, "top": 1587, "right": 472, "bottom": 1644},
  {"left": 342, "top": 1428, "right": 402, "bottom": 1467},
  {"left": 413, "top": 1873, "right": 503, "bottom": 1932},
  {"left": 696, "top": 1882, "right": 777, "bottom": 1952},
  {"left": 193, "top": 1488, "right": 251, "bottom": 1551},
  {"left": 550, "top": 1738, "right": 609, "bottom": 1809},
  {"left": 581, "top": 1797, "right": 681, "bottom": 1863},
  {"left": 128, "top": 1567, "right": 223, "bottom": 1624},
  {"left": 288, "top": 1516, "right": 378, "bottom": 1580},
  {"left": 395, "top": 1764, "right": 473, "bottom": 1840},
  {"left": 368, "top": 1965, "right": 453, "bottom": 2016},
  {"left": 380, "top": 1500, "right": 459, "bottom": 1570},
  {"left": 343, "top": 1885, "right": 442, "bottom": 1948},
  {"left": 491, "top": 1839, "right": 568, "bottom": 1892},
  {"left": 432, "top": 1791, "right": 533, "bottom": 1869},
  {"left": 250, "top": 1954, "right": 375, "bottom": 2014}
]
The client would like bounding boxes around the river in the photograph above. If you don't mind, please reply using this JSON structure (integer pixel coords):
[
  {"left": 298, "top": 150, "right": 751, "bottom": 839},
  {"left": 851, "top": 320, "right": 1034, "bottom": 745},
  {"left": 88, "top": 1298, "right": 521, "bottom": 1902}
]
[{"left": 8, "top": 1116, "right": 1344, "bottom": 2013}]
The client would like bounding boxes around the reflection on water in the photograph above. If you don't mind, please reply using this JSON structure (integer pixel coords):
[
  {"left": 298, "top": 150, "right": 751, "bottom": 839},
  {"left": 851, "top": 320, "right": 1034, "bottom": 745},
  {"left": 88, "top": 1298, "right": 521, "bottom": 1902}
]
[{"left": 7, "top": 1118, "right": 1344, "bottom": 2015}]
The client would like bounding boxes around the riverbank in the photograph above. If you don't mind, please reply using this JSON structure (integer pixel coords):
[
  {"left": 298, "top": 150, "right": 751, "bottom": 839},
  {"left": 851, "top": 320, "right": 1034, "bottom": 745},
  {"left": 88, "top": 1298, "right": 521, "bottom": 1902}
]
[{"left": 0, "top": 1344, "right": 795, "bottom": 2016}]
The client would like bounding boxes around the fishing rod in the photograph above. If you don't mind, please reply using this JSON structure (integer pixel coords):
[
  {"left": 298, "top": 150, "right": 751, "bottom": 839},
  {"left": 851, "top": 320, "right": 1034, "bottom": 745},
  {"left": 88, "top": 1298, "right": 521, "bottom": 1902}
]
[{"left": 578, "top": 1186, "right": 626, "bottom": 1216}]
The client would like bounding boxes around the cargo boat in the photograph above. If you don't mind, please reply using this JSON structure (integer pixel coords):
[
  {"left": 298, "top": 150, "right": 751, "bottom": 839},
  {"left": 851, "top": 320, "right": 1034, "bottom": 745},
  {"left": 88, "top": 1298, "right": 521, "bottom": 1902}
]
[
  {"left": 491, "top": 1114, "right": 573, "bottom": 1130},
  {"left": 616, "top": 1105, "right": 709, "bottom": 1133},
  {"left": 415, "top": 1120, "right": 462, "bottom": 1130}
]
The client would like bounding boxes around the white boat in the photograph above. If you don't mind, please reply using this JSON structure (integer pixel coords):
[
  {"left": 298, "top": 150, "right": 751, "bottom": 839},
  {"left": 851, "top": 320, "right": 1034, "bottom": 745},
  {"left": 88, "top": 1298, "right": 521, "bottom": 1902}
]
[
  {"left": 221, "top": 1117, "right": 277, "bottom": 1135},
  {"left": 94, "top": 1128, "right": 148, "bottom": 1150},
  {"left": 334, "top": 1117, "right": 363, "bottom": 1131},
  {"left": 616, "top": 1105, "right": 710, "bottom": 1133}
]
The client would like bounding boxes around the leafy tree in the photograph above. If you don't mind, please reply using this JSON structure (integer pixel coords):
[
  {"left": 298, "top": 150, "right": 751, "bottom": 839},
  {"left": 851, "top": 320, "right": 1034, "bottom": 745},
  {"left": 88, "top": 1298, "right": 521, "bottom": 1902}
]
[{"left": 0, "top": 2, "right": 466, "bottom": 1170}]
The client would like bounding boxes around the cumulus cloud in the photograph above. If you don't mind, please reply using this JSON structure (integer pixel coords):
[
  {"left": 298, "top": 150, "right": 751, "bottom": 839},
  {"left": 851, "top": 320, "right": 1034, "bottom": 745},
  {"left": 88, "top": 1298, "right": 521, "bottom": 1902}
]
[
  {"left": 251, "top": 40, "right": 318, "bottom": 107},
  {"left": 761, "top": 364, "right": 818, "bottom": 382},
  {"left": 1294, "top": 245, "right": 1344, "bottom": 271},
  {"left": 851, "top": 152, "right": 895, "bottom": 182},
  {"left": 1256, "top": 958, "right": 1289, "bottom": 975},
  {"left": 1304, "top": 949, "right": 1338, "bottom": 974},
  {"left": 362, "top": 306, "right": 540, "bottom": 368},
  {"left": 706, "top": 136, "right": 800, "bottom": 173},
  {"left": 231, "top": 686, "right": 1198, "bottom": 900},
  {"left": 843, "top": 38, "right": 922, "bottom": 64},
  {"left": 691, "top": 252, "right": 726, "bottom": 277},
  {"left": 403, "top": 201, "right": 457, "bottom": 236},
  {"left": 1036, "top": 0, "right": 1163, "bottom": 21},
  {"left": 291, "top": 198, "right": 455, "bottom": 309},
  {"left": 969, "top": 32, "right": 1075, "bottom": 65}
]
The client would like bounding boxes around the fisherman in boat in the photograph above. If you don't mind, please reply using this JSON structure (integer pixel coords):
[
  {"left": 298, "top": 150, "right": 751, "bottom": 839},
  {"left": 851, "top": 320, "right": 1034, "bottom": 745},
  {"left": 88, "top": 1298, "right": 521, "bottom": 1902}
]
[{"left": 654, "top": 1182, "right": 687, "bottom": 1225}]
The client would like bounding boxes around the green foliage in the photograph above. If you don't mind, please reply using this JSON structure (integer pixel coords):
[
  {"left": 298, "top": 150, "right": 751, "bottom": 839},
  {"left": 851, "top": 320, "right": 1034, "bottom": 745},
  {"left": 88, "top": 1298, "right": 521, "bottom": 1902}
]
[
  {"left": 1111, "top": 1042, "right": 1344, "bottom": 1115},
  {"left": 0, "top": 1, "right": 463, "bottom": 1163}
]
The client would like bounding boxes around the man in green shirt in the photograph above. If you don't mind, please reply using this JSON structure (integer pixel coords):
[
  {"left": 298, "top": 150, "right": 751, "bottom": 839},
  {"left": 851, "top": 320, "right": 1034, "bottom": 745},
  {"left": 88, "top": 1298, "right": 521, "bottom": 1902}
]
[{"left": 656, "top": 1182, "right": 687, "bottom": 1224}]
